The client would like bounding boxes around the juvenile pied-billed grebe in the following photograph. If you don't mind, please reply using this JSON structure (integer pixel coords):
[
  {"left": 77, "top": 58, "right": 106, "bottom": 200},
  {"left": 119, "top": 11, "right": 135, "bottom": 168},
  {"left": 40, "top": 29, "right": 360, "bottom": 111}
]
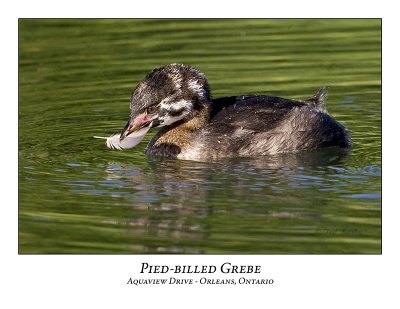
[{"left": 106, "top": 63, "right": 351, "bottom": 160}]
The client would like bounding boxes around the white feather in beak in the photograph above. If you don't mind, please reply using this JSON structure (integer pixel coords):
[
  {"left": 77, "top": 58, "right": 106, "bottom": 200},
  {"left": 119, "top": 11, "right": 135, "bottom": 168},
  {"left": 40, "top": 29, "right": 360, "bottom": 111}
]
[{"left": 94, "top": 126, "right": 150, "bottom": 150}]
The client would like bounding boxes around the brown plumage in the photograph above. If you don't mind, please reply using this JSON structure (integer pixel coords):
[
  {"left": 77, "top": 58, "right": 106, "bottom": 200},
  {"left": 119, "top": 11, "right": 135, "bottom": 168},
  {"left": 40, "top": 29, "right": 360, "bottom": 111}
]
[{"left": 115, "top": 63, "right": 351, "bottom": 161}]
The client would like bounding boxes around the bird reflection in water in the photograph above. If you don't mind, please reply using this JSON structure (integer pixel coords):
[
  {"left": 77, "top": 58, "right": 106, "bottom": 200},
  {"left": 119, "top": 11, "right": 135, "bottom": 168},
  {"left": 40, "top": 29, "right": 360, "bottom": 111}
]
[{"left": 103, "top": 147, "right": 349, "bottom": 253}]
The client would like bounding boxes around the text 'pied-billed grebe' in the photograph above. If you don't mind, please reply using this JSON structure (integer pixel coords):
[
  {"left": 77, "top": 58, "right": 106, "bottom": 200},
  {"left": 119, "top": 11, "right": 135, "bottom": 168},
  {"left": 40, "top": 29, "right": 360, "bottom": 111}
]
[{"left": 99, "top": 63, "right": 351, "bottom": 160}]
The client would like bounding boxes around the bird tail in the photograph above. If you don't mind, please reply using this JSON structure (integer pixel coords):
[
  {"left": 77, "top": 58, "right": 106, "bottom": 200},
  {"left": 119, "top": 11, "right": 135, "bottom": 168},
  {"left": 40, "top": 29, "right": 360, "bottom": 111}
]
[{"left": 305, "top": 86, "right": 329, "bottom": 111}]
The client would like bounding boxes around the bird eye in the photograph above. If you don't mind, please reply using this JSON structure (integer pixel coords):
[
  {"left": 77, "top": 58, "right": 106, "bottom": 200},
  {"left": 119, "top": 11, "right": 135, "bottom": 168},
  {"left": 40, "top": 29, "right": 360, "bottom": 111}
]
[{"left": 147, "top": 106, "right": 157, "bottom": 114}]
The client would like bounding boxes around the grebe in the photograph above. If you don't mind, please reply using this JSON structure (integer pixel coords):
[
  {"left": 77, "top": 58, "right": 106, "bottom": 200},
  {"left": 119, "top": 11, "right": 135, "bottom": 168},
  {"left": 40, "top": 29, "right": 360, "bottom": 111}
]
[{"left": 110, "top": 63, "right": 350, "bottom": 160}]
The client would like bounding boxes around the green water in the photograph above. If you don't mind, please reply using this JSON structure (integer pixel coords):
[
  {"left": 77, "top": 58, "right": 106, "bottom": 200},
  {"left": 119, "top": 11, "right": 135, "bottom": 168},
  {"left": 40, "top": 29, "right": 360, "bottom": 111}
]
[{"left": 19, "top": 19, "right": 381, "bottom": 254}]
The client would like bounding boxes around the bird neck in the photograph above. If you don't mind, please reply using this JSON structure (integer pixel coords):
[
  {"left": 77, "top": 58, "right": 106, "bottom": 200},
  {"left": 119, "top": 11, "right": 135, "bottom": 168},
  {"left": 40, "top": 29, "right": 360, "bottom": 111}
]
[{"left": 149, "top": 103, "right": 210, "bottom": 150}]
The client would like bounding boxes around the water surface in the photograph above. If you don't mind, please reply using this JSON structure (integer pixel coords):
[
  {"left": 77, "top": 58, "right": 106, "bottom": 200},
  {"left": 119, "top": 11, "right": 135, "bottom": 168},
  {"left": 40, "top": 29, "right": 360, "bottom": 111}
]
[{"left": 19, "top": 19, "right": 381, "bottom": 253}]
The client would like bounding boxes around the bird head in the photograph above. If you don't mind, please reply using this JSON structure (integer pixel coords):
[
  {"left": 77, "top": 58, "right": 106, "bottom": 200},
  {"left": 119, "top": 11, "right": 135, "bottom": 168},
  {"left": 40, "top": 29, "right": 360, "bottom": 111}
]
[{"left": 120, "top": 63, "right": 211, "bottom": 141}]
